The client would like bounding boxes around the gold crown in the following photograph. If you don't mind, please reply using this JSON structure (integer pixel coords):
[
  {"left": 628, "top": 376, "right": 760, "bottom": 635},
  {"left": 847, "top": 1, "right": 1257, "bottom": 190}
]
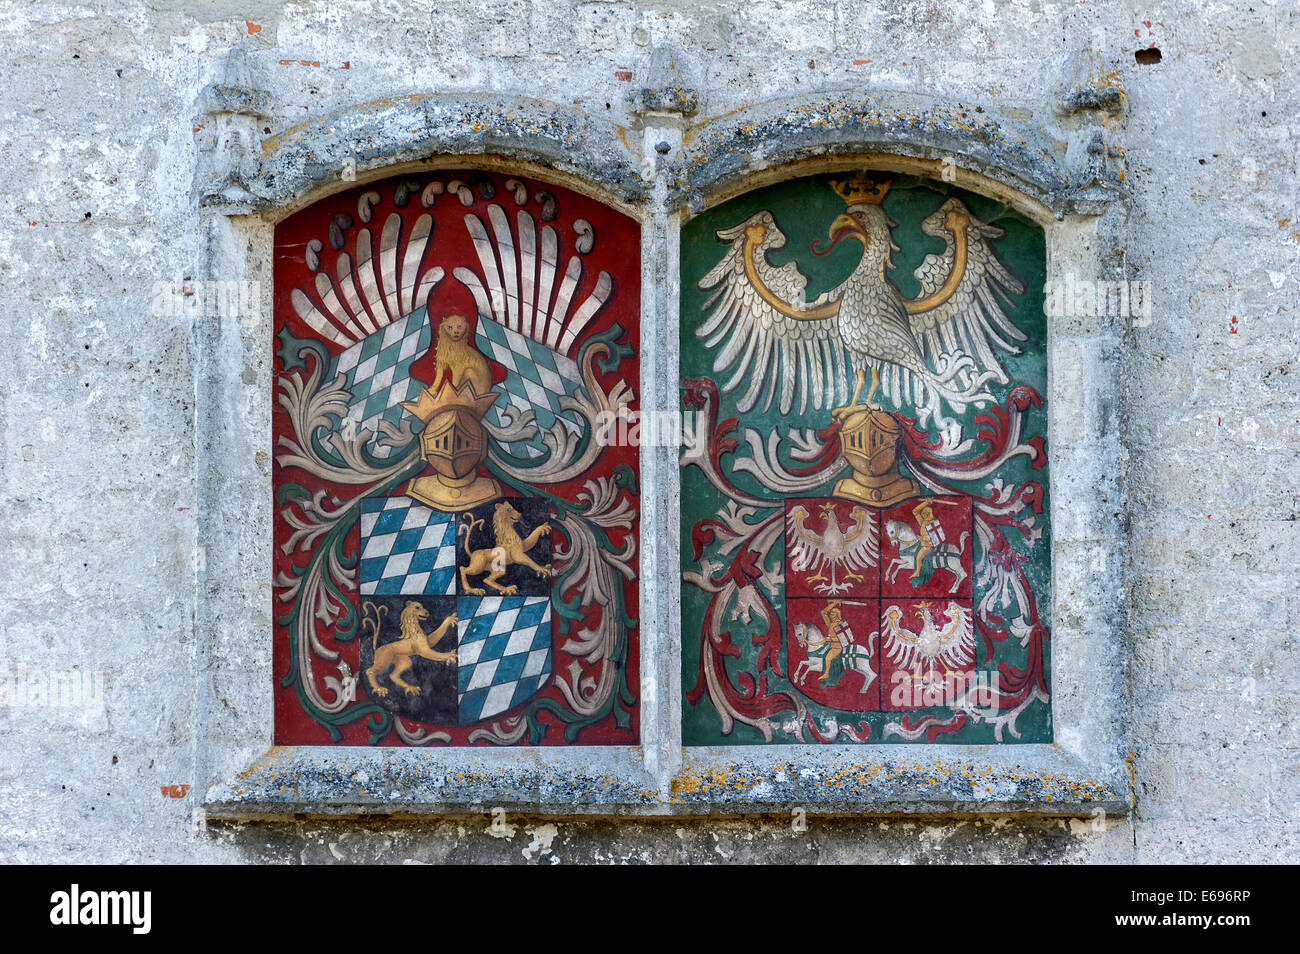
[
  {"left": 401, "top": 378, "right": 498, "bottom": 423},
  {"left": 830, "top": 175, "right": 890, "bottom": 206}
]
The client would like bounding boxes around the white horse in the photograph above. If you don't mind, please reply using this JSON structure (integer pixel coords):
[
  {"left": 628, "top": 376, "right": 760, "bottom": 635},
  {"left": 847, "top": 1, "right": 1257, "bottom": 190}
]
[
  {"left": 792, "top": 622, "right": 831, "bottom": 686},
  {"left": 791, "top": 622, "right": 875, "bottom": 692},
  {"left": 883, "top": 520, "right": 970, "bottom": 594}
]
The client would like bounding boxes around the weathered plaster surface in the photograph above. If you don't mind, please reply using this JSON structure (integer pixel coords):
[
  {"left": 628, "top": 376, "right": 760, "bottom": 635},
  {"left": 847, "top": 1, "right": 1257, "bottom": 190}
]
[{"left": 0, "top": 0, "right": 1294, "bottom": 863}]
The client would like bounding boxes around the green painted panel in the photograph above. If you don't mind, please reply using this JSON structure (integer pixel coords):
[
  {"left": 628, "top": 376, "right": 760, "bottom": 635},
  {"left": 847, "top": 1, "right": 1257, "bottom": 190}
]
[{"left": 679, "top": 172, "right": 1051, "bottom": 745}]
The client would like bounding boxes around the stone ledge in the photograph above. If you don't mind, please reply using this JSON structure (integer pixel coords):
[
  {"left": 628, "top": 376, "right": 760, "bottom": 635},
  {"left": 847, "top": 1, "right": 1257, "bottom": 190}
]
[{"left": 204, "top": 744, "right": 1131, "bottom": 819}]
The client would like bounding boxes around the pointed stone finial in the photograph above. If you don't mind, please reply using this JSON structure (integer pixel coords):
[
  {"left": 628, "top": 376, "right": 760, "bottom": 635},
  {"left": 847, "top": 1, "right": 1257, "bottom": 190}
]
[
  {"left": 1056, "top": 48, "right": 1128, "bottom": 214},
  {"left": 1060, "top": 47, "right": 1126, "bottom": 118},
  {"left": 631, "top": 46, "right": 699, "bottom": 118},
  {"left": 197, "top": 47, "right": 271, "bottom": 210},
  {"left": 204, "top": 46, "right": 271, "bottom": 118}
]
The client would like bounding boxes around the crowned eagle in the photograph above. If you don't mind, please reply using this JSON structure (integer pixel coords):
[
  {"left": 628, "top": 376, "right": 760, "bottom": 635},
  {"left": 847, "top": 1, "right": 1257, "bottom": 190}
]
[{"left": 696, "top": 177, "right": 1028, "bottom": 429}]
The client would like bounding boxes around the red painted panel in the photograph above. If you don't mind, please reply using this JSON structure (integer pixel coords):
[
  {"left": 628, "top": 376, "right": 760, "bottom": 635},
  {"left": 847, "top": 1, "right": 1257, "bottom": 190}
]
[{"left": 271, "top": 172, "right": 640, "bottom": 746}]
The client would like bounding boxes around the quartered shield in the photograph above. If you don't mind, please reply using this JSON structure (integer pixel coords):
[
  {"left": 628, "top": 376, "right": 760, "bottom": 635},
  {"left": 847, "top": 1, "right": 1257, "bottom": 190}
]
[{"left": 358, "top": 495, "right": 556, "bottom": 726}]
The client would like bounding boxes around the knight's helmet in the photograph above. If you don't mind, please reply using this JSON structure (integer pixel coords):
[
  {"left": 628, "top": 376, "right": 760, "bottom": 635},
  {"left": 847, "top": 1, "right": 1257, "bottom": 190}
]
[
  {"left": 420, "top": 406, "right": 486, "bottom": 480},
  {"left": 832, "top": 406, "right": 920, "bottom": 508},
  {"left": 401, "top": 378, "right": 502, "bottom": 511}
]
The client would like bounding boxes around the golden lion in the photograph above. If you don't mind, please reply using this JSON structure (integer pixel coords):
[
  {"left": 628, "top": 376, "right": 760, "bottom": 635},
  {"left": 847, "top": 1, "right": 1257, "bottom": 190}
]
[
  {"left": 366, "top": 601, "right": 457, "bottom": 698},
  {"left": 459, "top": 502, "right": 551, "bottom": 595}
]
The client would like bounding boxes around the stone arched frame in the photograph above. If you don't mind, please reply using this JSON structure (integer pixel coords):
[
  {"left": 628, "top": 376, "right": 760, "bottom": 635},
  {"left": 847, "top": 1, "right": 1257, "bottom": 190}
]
[
  {"left": 653, "top": 85, "right": 1130, "bottom": 807},
  {"left": 201, "top": 78, "right": 1132, "bottom": 817}
]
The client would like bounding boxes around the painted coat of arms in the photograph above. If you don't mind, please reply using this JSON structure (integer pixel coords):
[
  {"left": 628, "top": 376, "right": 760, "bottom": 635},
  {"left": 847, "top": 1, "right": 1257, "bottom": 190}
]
[
  {"left": 273, "top": 172, "right": 640, "bottom": 746},
  {"left": 680, "top": 173, "right": 1051, "bottom": 744}
]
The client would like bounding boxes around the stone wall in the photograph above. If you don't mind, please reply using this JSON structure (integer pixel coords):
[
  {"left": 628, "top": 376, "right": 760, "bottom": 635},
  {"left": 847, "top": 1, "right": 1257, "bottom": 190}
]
[{"left": 0, "top": 0, "right": 1293, "bottom": 863}]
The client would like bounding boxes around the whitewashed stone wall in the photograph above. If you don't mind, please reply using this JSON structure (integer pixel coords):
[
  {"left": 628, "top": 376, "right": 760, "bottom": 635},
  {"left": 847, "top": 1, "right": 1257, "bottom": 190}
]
[{"left": 0, "top": 0, "right": 1293, "bottom": 862}]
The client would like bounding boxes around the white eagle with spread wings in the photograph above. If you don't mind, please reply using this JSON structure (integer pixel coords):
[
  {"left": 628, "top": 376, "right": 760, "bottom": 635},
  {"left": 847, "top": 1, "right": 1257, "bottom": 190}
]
[
  {"left": 696, "top": 176, "right": 1028, "bottom": 429},
  {"left": 785, "top": 501, "right": 879, "bottom": 594},
  {"left": 882, "top": 601, "right": 975, "bottom": 684}
]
